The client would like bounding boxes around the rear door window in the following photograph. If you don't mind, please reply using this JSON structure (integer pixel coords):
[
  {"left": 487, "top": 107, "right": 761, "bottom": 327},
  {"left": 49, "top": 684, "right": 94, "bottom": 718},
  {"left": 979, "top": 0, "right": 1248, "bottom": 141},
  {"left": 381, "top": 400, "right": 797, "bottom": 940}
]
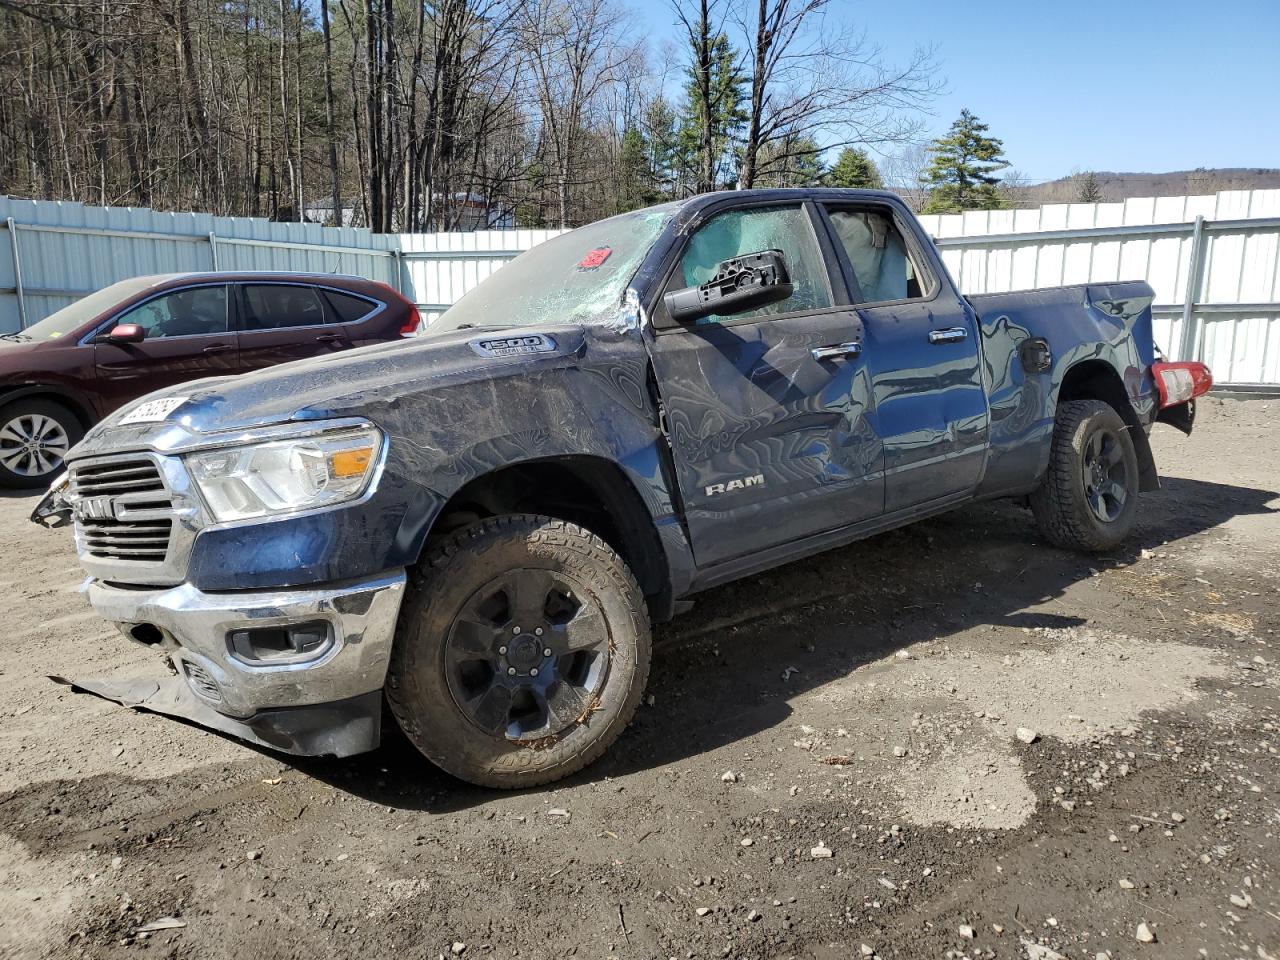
[
  {"left": 825, "top": 209, "right": 927, "bottom": 304},
  {"left": 323, "top": 289, "right": 379, "bottom": 323},
  {"left": 241, "top": 284, "right": 328, "bottom": 330},
  {"left": 115, "top": 285, "right": 229, "bottom": 338}
]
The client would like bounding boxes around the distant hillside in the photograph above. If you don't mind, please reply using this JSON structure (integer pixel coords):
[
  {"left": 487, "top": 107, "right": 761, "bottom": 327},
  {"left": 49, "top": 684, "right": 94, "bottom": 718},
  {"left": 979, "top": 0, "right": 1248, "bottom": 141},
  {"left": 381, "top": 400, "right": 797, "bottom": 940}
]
[{"left": 1006, "top": 168, "right": 1280, "bottom": 206}]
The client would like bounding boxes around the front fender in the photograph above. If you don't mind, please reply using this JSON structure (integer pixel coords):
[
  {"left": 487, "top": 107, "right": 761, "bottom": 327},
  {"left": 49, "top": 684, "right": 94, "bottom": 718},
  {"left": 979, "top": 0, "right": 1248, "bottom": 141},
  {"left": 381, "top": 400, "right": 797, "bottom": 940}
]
[{"left": 186, "top": 338, "right": 694, "bottom": 595}]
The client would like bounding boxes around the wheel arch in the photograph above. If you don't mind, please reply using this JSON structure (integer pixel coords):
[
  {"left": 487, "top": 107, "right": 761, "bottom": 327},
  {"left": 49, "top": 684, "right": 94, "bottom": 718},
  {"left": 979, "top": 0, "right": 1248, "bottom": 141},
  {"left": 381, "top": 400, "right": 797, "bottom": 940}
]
[
  {"left": 1055, "top": 359, "right": 1158, "bottom": 492},
  {"left": 0, "top": 384, "right": 96, "bottom": 432},
  {"left": 421, "top": 455, "right": 675, "bottom": 621}
]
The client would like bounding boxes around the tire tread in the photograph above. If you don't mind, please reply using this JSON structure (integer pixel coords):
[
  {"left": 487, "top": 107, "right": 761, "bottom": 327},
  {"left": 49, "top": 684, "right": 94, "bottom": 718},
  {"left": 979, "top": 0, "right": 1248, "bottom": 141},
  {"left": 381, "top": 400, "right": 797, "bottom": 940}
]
[
  {"left": 1030, "top": 399, "right": 1137, "bottom": 552},
  {"left": 385, "top": 514, "right": 650, "bottom": 789}
]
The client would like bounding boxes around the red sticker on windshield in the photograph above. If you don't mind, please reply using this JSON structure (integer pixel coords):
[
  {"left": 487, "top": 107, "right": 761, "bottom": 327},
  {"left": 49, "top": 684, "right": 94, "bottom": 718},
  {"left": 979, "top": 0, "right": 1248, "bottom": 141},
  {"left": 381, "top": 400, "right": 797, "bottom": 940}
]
[{"left": 578, "top": 246, "right": 612, "bottom": 270}]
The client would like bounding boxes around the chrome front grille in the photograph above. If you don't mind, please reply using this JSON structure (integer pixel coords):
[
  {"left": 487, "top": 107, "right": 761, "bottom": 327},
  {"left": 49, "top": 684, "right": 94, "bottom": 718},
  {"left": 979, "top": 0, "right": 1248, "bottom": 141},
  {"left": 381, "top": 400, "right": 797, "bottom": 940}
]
[
  {"left": 79, "top": 516, "right": 173, "bottom": 561},
  {"left": 70, "top": 457, "right": 175, "bottom": 565}
]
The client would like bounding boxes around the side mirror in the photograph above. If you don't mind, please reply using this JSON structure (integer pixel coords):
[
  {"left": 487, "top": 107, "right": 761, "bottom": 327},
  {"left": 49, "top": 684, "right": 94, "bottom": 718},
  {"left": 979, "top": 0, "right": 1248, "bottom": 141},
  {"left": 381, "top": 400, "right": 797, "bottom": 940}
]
[
  {"left": 106, "top": 323, "right": 145, "bottom": 344},
  {"left": 664, "top": 249, "right": 794, "bottom": 324}
]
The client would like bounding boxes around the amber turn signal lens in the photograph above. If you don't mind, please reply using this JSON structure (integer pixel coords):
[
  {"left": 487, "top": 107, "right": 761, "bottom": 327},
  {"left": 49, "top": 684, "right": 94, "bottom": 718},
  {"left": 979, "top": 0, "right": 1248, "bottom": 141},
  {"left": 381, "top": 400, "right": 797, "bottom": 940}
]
[{"left": 328, "top": 447, "right": 374, "bottom": 479}]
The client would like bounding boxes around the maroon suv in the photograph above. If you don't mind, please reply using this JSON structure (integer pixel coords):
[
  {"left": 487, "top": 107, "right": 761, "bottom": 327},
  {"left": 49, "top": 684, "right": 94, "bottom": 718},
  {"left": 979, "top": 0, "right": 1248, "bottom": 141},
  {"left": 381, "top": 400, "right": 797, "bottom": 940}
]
[{"left": 0, "top": 272, "right": 421, "bottom": 487}]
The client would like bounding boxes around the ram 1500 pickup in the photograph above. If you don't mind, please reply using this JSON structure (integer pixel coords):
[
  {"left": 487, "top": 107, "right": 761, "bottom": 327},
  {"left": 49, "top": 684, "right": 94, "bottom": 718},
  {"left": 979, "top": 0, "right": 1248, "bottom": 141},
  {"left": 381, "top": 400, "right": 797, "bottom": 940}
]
[{"left": 36, "top": 189, "right": 1213, "bottom": 787}]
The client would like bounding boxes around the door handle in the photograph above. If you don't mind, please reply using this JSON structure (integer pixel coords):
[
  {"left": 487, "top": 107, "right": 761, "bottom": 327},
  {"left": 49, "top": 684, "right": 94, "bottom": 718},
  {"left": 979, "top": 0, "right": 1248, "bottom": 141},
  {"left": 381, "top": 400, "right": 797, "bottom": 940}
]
[
  {"left": 314, "top": 333, "right": 344, "bottom": 343},
  {"left": 811, "top": 340, "right": 862, "bottom": 361},
  {"left": 203, "top": 343, "right": 234, "bottom": 354},
  {"left": 928, "top": 327, "right": 968, "bottom": 344}
]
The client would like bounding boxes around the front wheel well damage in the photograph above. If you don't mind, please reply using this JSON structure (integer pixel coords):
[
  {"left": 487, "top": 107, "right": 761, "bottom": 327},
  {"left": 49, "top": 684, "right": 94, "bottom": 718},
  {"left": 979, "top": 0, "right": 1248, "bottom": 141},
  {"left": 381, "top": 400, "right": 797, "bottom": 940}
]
[
  {"left": 424, "top": 457, "right": 673, "bottom": 620},
  {"left": 1056, "top": 359, "right": 1159, "bottom": 492}
]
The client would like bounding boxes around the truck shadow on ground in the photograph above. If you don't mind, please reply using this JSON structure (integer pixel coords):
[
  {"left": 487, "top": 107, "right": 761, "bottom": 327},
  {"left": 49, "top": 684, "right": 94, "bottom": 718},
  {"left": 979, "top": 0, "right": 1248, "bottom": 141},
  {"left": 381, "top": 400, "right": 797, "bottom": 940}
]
[{"left": 291, "top": 473, "right": 1278, "bottom": 811}]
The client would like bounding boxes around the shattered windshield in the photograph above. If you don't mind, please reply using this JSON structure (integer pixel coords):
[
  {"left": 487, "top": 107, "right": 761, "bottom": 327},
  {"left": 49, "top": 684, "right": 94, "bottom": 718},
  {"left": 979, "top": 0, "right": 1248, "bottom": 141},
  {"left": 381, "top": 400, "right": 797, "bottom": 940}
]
[{"left": 431, "top": 203, "right": 680, "bottom": 333}]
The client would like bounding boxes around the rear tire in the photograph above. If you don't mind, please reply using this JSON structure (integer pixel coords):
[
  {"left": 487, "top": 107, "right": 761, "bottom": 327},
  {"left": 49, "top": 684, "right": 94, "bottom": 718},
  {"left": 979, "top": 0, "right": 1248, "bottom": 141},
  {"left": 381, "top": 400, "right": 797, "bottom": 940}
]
[
  {"left": 0, "top": 398, "right": 83, "bottom": 489},
  {"left": 1031, "top": 399, "right": 1140, "bottom": 552},
  {"left": 386, "top": 514, "right": 651, "bottom": 788}
]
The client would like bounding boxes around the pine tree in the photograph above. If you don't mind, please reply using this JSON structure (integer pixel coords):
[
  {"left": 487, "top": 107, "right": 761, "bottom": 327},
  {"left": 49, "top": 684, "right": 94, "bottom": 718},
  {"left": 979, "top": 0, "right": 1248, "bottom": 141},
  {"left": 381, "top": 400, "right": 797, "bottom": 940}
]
[
  {"left": 677, "top": 32, "right": 747, "bottom": 193},
  {"left": 1076, "top": 171, "right": 1104, "bottom": 204},
  {"left": 644, "top": 97, "right": 680, "bottom": 198},
  {"left": 616, "top": 127, "right": 653, "bottom": 213},
  {"left": 825, "top": 148, "right": 883, "bottom": 189},
  {"left": 921, "top": 109, "right": 1010, "bottom": 214}
]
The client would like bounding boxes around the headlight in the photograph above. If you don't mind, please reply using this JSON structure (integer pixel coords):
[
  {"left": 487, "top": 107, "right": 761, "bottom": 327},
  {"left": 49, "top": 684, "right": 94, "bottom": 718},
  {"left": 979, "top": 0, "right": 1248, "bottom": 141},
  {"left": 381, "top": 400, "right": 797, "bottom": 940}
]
[{"left": 185, "top": 425, "right": 383, "bottom": 523}]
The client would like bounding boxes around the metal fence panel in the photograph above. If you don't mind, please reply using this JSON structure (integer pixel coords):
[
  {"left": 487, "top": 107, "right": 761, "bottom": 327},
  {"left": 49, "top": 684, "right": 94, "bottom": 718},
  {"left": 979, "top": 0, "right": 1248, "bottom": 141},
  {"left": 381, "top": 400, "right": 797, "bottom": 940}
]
[
  {"left": 920, "top": 188, "right": 1280, "bottom": 385},
  {"left": 0, "top": 196, "right": 395, "bottom": 333},
  {"left": 397, "top": 228, "right": 564, "bottom": 322}
]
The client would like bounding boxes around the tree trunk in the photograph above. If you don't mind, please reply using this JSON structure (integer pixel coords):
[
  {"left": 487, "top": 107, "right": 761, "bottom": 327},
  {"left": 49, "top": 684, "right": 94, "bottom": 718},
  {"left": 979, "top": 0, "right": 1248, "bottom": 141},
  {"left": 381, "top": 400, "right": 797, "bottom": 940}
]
[
  {"left": 319, "top": 0, "right": 342, "bottom": 225},
  {"left": 278, "top": 0, "right": 297, "bottom": 219},
  {"left": 739, "top": 0, "right": 768, "bottom": 190},
  {"left": 696, "top": 0, "right": 715, "bottom": 193}
]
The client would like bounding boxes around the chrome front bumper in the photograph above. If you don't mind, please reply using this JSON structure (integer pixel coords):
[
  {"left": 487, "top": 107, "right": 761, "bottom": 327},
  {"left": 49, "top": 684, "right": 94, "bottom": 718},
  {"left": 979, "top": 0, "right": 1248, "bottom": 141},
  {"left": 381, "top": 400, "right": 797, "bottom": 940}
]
[{"left": 85, "top": 570, "right": 407, "bottom": 719}]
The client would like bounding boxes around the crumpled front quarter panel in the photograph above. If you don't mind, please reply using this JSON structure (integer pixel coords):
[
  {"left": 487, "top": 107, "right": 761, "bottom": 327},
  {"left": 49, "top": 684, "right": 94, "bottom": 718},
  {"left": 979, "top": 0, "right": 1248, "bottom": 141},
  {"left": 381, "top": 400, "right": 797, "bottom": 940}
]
[{"left": 185, "top": 326, "right": 687, "bottom": 592}]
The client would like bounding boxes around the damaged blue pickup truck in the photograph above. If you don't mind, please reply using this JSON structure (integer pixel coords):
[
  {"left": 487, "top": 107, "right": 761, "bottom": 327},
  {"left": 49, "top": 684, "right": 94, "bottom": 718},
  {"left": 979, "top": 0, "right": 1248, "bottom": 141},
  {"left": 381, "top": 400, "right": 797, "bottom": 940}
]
[{"left": 36, "top": 189, "right": 1212, "bottom": 787}]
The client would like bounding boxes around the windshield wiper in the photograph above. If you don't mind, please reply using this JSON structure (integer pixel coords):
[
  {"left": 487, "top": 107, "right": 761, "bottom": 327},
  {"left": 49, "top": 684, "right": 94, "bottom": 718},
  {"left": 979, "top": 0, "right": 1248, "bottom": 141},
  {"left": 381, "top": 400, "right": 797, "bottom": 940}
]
[{"left": 0, "top": 332, "right": 31, "bottom": 342}]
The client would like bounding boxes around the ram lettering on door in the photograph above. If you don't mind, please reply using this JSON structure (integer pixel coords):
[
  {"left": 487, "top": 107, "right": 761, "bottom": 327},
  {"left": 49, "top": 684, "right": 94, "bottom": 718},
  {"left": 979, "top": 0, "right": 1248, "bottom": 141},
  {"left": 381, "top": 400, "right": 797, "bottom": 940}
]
[{"left": 704, "top": 474, "right": 765, "bottom": 497}]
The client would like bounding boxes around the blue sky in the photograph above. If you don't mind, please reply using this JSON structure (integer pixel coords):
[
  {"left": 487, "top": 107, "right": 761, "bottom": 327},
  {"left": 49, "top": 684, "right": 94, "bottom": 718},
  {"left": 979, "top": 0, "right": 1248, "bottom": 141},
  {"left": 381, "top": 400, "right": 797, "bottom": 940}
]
[{"left": 629, "top": 0, "right": 1279, "bottom": 181}]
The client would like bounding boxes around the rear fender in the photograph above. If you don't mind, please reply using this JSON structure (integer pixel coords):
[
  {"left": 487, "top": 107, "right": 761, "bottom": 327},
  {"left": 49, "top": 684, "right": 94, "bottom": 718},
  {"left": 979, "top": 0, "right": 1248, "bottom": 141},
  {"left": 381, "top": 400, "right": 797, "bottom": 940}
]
[{"left": 970, "top": 281, "right": 1159, "bottom": 497}]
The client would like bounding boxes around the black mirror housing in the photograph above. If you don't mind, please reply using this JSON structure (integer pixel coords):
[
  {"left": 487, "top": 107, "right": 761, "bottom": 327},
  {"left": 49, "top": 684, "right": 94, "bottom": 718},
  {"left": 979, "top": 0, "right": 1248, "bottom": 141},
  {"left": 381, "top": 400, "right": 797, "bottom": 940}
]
[{"left": 664, "top": 249, "right": 794, "bottom": 324}]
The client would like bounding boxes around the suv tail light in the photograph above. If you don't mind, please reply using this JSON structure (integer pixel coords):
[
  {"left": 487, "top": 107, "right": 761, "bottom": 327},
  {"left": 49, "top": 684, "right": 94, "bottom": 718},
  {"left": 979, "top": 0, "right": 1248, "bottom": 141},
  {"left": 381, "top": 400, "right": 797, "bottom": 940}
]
[
  {"left": 376, "top": 283, "right": 423, "bottom": 337},
  {"left": 1152, "top": 361, "right": 1213, "bottom": 408}
]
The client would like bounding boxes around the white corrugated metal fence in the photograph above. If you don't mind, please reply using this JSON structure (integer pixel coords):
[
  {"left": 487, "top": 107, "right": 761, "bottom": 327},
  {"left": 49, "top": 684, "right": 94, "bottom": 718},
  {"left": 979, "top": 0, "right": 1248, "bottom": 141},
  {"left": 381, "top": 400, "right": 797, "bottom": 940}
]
[
  {"left": 918, "top": 189, "right": 1280, "bottom": 387},
  {"left": 3, "top": 190, "right": 1278, "bottom": 385}
]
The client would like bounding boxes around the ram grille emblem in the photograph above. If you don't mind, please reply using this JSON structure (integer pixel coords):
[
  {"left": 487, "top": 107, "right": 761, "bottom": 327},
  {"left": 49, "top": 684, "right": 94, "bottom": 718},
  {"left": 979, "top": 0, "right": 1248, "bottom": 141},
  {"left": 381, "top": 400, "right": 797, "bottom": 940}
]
[{"left": 73, "top": 495, "right": 118, "bottom": 522}]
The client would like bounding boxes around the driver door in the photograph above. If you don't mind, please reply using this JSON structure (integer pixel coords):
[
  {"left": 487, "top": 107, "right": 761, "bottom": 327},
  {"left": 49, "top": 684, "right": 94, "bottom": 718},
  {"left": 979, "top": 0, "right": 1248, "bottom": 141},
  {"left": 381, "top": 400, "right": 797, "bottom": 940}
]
[
  {"left": 647, "top": 201, "right": 884, "bottom": 567},
  {"left": 93, "top": 283, "right": 239, "bottom": 415}
]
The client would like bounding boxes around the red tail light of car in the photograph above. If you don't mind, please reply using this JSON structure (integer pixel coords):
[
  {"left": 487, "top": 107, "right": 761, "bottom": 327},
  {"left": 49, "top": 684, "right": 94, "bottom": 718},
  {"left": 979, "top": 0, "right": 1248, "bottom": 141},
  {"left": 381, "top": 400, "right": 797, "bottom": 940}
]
[
  {"left": 1151, "top": 361, "right": 1213, "bottom": 408},
  {"left": 377, "top": 283, "right": 423, "bottom": 337},
  {"left": 398, "top": 313, "right": 423, "bottom": 337}
]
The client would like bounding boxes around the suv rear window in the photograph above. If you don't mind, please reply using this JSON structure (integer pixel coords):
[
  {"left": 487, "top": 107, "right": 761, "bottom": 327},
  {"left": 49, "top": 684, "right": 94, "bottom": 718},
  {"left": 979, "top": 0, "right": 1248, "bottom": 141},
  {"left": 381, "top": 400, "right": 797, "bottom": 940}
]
[{"left": 324, "top": 290, "right": 378, "bottom": 323}]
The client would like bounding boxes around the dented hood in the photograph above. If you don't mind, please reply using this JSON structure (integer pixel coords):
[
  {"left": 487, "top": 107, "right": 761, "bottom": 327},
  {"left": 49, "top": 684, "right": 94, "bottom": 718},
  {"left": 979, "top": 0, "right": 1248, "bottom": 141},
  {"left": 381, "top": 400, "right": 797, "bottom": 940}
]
[{"left": 78, "top": 324, "right": 591, "bottom": 449}]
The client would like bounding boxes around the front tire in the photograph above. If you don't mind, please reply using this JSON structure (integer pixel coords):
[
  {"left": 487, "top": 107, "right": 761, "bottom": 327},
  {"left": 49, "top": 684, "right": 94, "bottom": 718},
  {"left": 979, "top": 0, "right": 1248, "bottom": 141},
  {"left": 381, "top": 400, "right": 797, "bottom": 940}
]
[
  {"left": 0, "top": 398, "right": 83, "bottom": 489},
  {"left": 1031, "top": 399, "right": 1140, "bottom": 552},
  {"left": 386, "top": 514, "right": 651, "bottom": 788}
]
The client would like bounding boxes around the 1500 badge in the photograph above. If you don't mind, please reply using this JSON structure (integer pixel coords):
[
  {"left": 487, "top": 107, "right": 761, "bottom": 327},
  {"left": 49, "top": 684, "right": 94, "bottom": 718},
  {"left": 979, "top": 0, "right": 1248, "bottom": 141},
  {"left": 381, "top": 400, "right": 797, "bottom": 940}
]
[{"left": 470, "top": 334, "right": 557, "bottom": 358}]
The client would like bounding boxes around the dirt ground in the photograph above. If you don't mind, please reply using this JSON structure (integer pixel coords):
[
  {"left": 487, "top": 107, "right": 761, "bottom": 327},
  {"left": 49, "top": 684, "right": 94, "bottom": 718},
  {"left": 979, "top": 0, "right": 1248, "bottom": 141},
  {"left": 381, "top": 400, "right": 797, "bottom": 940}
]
[{"left": 0, "top": 397, "right": 1277, "bottom": 960}]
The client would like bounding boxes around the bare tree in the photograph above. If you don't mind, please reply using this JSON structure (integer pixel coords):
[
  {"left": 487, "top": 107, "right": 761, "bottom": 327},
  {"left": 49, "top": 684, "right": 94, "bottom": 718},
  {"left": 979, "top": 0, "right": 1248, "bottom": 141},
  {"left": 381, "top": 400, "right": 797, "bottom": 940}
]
[
  {"left": 519, "top": 0, "right": 632, "bottom": 227},
  {"left": 998, "top": 168, "right": 1035, "bottom": 208},
  {"left": 734, "top": 0, "right": 939, "bottom": 189},
  {"left": 0, "top": 0, "right": 943, "bottom": 231},
  {"left": 319, "top": 0, "right": 341, "bottom": 224},
  {"left": 403, "top": 0, "right": 522, "bottom": 230},
  {"left": 669, "top": 0, "right": 731, "bottom": 193},
  {"left": 879, "top": 143, "right": 930, "bottom": 212}
]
